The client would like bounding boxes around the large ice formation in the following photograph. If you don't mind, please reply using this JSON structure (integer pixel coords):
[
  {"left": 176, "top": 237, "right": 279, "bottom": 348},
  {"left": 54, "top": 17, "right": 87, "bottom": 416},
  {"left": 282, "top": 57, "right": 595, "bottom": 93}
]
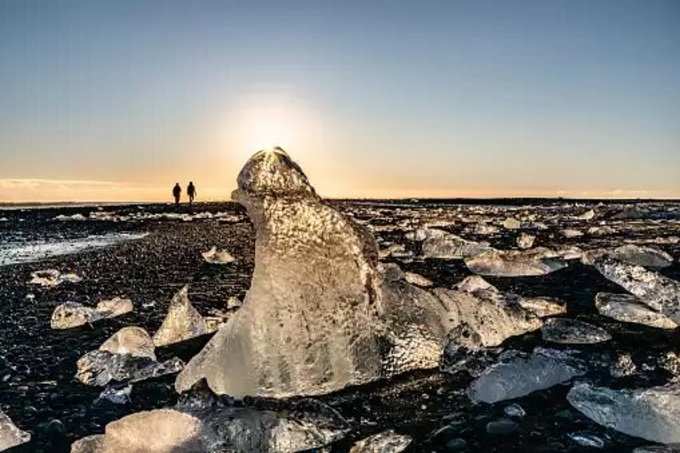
[
  {"left": 176, "top": 148, "right": 468, "bottom": 397},
  {"left": 567, "top": 383, "right": 680, "bottom": 444}
]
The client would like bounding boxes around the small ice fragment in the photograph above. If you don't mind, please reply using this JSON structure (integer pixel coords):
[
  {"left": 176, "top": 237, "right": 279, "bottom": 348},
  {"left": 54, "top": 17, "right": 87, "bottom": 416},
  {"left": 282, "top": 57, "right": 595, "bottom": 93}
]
[
  {"left": 97, "top": 385, "right": 132, "bottom": 405},
  {"left": 201, "top": 246, "right": 235, "bottom": 264},
  {"left": 349, "top": 430, "right": 412, "bottom": 453},
  {"left": 516, "top": 233, "right": 535, "bottom": 249},
  {"left": 504, "top": 403, "right": 526, "bottom": 418},
  {"left": 541, "top": 318, "right": 611, "bottom": 344},
  {"left": 567, "top": 432, "right": 605, "bottom": 448}
]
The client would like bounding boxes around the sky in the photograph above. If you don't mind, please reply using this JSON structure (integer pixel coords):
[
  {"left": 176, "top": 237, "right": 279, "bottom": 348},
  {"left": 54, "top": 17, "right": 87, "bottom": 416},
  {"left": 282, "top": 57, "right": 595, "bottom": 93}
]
[{"left": 1, "top": 0, "right": 679, "bottom": 202}]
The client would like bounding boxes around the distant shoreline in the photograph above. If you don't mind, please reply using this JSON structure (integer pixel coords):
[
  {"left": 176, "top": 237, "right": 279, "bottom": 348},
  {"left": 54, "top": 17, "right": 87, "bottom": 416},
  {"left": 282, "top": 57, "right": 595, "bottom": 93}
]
[{"left": 1, "top": 197, "right": 679, "bottom": 211}]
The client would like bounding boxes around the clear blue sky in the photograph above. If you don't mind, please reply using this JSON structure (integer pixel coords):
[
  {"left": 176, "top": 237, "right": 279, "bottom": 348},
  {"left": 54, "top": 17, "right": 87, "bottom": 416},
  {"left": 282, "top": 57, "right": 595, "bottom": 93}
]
[{"left": 1, "top": 0, "right": 679, "bottom": 201}]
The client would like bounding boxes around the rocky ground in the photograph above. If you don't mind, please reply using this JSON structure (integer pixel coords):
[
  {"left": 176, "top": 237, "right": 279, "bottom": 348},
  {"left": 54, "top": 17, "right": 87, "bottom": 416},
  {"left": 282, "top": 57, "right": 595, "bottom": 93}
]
[{"left": 1, "top": 200, "right": 679, "bottom": 452}]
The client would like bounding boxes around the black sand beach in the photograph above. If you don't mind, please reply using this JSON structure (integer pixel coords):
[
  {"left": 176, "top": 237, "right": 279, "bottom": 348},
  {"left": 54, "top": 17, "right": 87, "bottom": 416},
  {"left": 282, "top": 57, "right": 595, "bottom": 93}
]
[{"left": 1, "top": 200, "right": 679, "bottom": 452}]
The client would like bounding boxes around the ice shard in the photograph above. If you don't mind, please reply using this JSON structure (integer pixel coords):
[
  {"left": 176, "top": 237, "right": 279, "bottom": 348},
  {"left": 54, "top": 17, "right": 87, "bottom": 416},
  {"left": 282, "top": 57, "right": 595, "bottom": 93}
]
[
  {"left": 592, "top": 258, "right": 680, "bottom": 324},
  {"left": 153, "top": 286, "right": 209, "bottom": 347},
  {"left": 176, "top": 148, "right": 459, "bottom": 397},
  {"left": 468, "top": 348, "right": 587, "bottom": 403},
  {"left": 201, "top": 246, "right": 236, "bottom": 264},
  {"left": 595, "top": 292, "right": 677, "bottom": 330},
  {"left": 567, "top": 383, "right": 680, "bottom": 444}
]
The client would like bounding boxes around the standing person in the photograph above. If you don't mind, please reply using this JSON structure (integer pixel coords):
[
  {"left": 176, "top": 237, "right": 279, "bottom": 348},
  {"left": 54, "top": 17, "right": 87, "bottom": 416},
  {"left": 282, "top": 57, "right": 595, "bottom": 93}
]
[
  {"left": 187, "top": 181, "right": 197, "bottom": 206},
  {"left": 172, "top": 183, "right": 181, "bottom": 205}
]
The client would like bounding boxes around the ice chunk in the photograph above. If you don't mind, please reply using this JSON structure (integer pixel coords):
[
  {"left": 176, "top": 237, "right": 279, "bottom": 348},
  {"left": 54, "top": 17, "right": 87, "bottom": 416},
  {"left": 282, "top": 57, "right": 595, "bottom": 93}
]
[
  {"left": 610, "top": 353, "right": 636, "bottom": 378},
  {"left": 561, "top": 229, "right": 583, "bottom": 238},
  {"left": 541, "top": 318, "right": 611, "bottom": 344},
  {"left": 96, "top": 384, "right": 132, "bottom": 405},
  {"left": 454, "top": 275, "right": 496, "bottom": 293},
  {"left": 555, "top": 245, "right": 583, "bottom": 260},
  {"left": 76, "top": 350, "right": 184, "bottom": 386},
  {"left": 584, "top": 245, "right": 673, "bottom": 268},
  {"left": 465, "top": 248, "right": 567, "bottom": 277},
  {"left": 176, "top": 149, "right": 461, "bottom": 397},
  {"left": 153, "top": 286, "right": 209, "bottom": 347},
  {"left": 349, "top": 430, "right": 412, "bottom": 453},
  {"left": 592, "top": 258, "right": 680, "bottom": 324},
  {"left": 96, "top": 297, "right": 133, "bottom": 318},
  {"left": 75, "top": 396, "right": 349, "bottom": 452},
  {"left": 226, "top": 296, "right": 242, "bottom": 310},
  {"left": 435, "top": 287, "right": 542, "bottom": 349},
  {"left": 176, "top": 390, "right": 349, "bottom": 453},
  {"left": 567, "top": 383, "right": 680, "bottom": 444},
  {"left": 502, "top": 217, "right": 521, "bottom": 230},
  {"left": 99, "top": 327, "right": 157, "bottom": 360},
  {"left": 516, "top": 233, "right": 535, "bottom": 249},
  {"left": 201, "top": 246, "right": 235, "bottom": 264},
  {"left": 29, "top": 269, "right": 81, "bottom": 287},
  {"left": 55, "top": 213, "right": 87, "bottom": 221},
  {"left": 50, "top": 298, "right": 133, "bottom": 330},
  {"left": 595, "top": 292, "right": 677, "bottom": 329},
  {"left": 567, "top": 432, "right": 605, "bottom": 448},
  {"left": 421, "top": 231, "right": 491, "bottom": 260},
  {"left": 633, "top": 446, "right": 680, "bottom": 453},
  {"left": 504, "top": 403, "right": 526, "bottom": 417},
  {"left": 517, "top": 296, "right": 566, "bottom": 318},
  {"left": 574, "top": 209, "right": 596, "bottom": 220},
  {"left": 404, "top": 271, "right": 432, "bottom": 287},
  {"left": 71, "top": 435, "right": 105, "bottom": 453},
  {"left": 474, "top": 223, "right": 499, "bottom": 235},
  {"left": 0, "top": 410, "right": 30, "bottom": 451},
  {"left": 70, "top": 409, "right": 203, "bottom": 453},
  {"left": 50, "top": 302, "right": 99, "bottom": 329},
  {"left": 468, "top": 348, "right": 586, "bottom": 403},
  {"left": 610, "top": 245, "right": 673, "bottom": 268}
]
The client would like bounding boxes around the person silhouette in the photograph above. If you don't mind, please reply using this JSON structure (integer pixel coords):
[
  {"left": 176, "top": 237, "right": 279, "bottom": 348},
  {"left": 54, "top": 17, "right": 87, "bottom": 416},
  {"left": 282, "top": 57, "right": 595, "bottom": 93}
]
[
  {"left": 172, "top": 183, "right": 181, "bottom": 205},
  {"left": 187, "top": 181, "right": 197, "bottom": 206}
]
